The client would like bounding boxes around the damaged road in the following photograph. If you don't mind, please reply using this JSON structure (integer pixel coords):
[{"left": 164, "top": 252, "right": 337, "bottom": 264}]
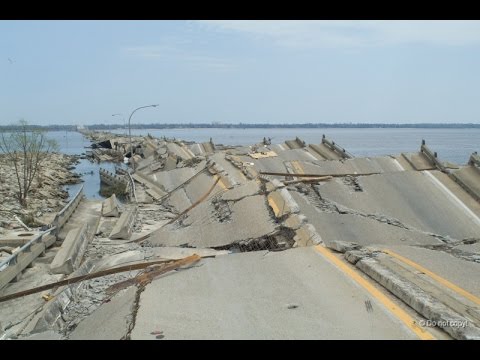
[{"left": 1, "top": 132, "right": 479, "bottom": 340}]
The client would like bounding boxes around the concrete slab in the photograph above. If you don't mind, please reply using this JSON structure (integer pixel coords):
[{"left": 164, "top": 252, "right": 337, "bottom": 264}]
[
  {"left": 152, "top": 162, "right": 205, "bottom": 192},
  {"left": 57, "top": 200, "right": 102, "bottom": 242},
  {"left": 455, "top": 243, "right": 480, "bottom": 254},
  {"left": 189, "top": 142, "right": 214, "bottom": 156},
  {"left": 316, "top": 171, "right": 480, "bottom": 240},
  {"left": 450, "top": 166, "right": 480, "bottom": 201},
  {"left": 375, "top": 244, "right": 480, "bottom": 298},
  {"left": 428, "top": 170, "right": 480, "bottom": 219},
  {"left": 402, "top": 152, "right": 435, "bottom": 171},
  {"left": 20, "top": 330, "right": 64, "bottom": 340},
  {"left": 110, "top": 208, "right": 137, "bottom": 240},
  {"left": 0, "top": 263, "right": 63, "bottom": 332},
  {"left": 221, "top": 180, "right": 260, "bottom": 201},
  {"left": 308, "top": 143, "right": 343, "bottom": 160},
  {"left": 132, "top": 172, "right": 167, "bottom": 200},
  {"left": 290, "top": 190, "right": 442, "bottom": 248},
  {"left": 148, "top": 195, "right": 277, "bottom": 248},
  {"left": 69, "top": 287, "right": 137, "bottom": 340},
  {"left": 50, "top": 223, "right": 90, "bottom": 274},
  {"left": 209, "top": 152, "right": 248, "bottom": 185},
  {"left": 276, "top": 149, "right": 321, "bottom": 162},
  {"left": 131, "top": 247, "right": 417, "bottom": 339},
  {"left": 184, "top": 172, "right": 224, "bottom": 203},
  {"left": 101, "top": 194, "right": 120, "bottom": 217},
  {"left": 93, "top": 250, "right": 146, "bottom": 271},
  {"left": 285, "top": 138, "right": 305, "bottom": 149},
  {"left": 267, "top": 189, "right": 299, "bottom": 218},
  {"left": 297, "top": 156, "right": 404, "bottom": 177},
  {"left": 166, "top": 187, "right": 192, "bottom": 213},
  {"left": 166, "top": 142, "right": 194, "bottom": 160},
  {"left": 238, "top": 156, "right": 288, "bottom": 177}
]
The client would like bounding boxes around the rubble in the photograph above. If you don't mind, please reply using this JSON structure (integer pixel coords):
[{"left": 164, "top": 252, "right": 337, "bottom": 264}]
[{"left": 1, "top": 130, "right": 479, "bottom": 340}]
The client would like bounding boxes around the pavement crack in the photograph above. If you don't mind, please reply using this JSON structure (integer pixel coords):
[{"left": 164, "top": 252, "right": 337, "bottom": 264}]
[
  {"left": 415, "top": 243, "right": 480, "bottom": 263},
  {"left": 123, "top": 285, "right": 145, "bottom": 340},
  {"left": 306, "top": 186, "right": 460, "bottom": 244}
]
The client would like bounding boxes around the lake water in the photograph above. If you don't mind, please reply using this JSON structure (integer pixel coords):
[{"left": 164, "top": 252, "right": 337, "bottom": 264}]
[
  {"left": 44, "top": 131, "right": 118, "bottom": 200},
  {"left": 46, "top": 128, "right": 479, "bottom": 199}
]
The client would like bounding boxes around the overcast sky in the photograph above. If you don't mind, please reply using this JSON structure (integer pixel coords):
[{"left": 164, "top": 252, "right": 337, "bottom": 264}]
[{"left": 1, "top": 20, "right": 480, "bottom": 125}]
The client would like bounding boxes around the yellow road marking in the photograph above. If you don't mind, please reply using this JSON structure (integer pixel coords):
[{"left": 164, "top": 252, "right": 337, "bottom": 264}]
[
  {"left": 314, "top": 245, "right": 436, "bottom": 340},
  {"left": 384, "top": 249, "right": 480, "bottom": 306},
  {"left": 267, "top": 196, "right": 281, "bottom": 217},
  {"left": 291, "top": 161, "right": 305, "bottom": 175},
  {"left": 213, "top": 175, "right": 228, "bottom": 190}
]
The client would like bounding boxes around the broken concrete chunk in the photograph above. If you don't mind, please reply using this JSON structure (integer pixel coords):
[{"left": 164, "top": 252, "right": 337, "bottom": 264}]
[
  {"left": 102, "top": 194, "right": 120, "bottom": 217},
  {"left": 110, "top": 208, "right": 137, "bottom": 240},
  {"left": 356, "top": 256, "right": 480, "bottom": 340},
  {"left": 50, "top": 223, "right": 90, "bottom": 275},
  {"left": 69, "top": 287, "right": 137, "bottom": 340},
  {"left": 267, "top": 188, "right": 300, "bottom": 218},
  {"left": 327, "top": 240, "right": 361, "bottom": 253},
  {"left": 293, "top": 224, "right": 322, "bottom": 247},
  {"left": 284, "top": 214, "right": 306, "bottom": 230},
  {"left": 265, "top": 178, "right": 285, "bottom": 193},
  {"left": 344, "top": 249, "right": 371, "bottom": 264}
]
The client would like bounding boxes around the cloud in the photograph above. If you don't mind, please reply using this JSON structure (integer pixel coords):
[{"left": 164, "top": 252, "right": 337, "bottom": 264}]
[
  {"left": 123, "top": 45, "right": 235, "bottom": 71},
  {"left": 196, "top": 20, "right": 480, "bottom": 48}
]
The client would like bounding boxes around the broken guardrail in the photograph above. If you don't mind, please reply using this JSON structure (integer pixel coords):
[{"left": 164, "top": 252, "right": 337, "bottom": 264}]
[
  {"left": 469, "top": 152, "right": 480, "bottom": 167},
  {"left": 126, "top": 170, "right": 137, "bottom": 203},
  {"left": 322, "top": 135, "right": 353, "bottom": 159},
  {"left": 0, "top": 227, "right": 56, "bottom": 290},
  {"left": 51, "top": 185, "right": 84, "bottom": 236},
  {"left": 99, "top": 168, "right": 128, "bottom": 192},
  {"left": 420, "top": 140, "right": 447, "bottom": 173}
]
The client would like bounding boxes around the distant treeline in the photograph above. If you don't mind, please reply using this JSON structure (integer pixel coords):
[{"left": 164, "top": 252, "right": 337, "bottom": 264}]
[
  {"left": 86, "top": 123, "right": 480, "bottom": 130},
  {"left": 0, "top": 124, "right": 76, "bottom": 131},
  {"left": 1, "top": 123, "right": 480, "bottom": 131}
]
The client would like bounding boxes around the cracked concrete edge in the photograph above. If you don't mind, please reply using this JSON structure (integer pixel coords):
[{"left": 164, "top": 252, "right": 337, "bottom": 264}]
[
  {"left": 416, "top": 242, "right": 480, "bottom": 264},
  {"left": 124, "top": 285, "right": 144, "bottom": 340},
  {"left": 277, "top": 188, "right": 300, "bottom": 214},
  {"left": 356, "top": 256, "right": 480, "bottom": 340},
  {"left": 293, "top": 223, "right": 323, "bottom": 247},
  {"left": 32, "top": 260, "right": 95, "bottom": 333},
  {"left": 206, "top": 159, "right": 238, "bottom": 189},
  {"left": 326, "top": 240, "right": 362, "bottom": 253},
  {"left": 309, "top": 186, "right": 461, "bottom": 245}
]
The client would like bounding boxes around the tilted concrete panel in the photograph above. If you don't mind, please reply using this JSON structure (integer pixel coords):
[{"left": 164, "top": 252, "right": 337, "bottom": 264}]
[
  {"left": 102, "top": 194, "right": 120, "bottom": 217},
  {"left": 50, "top": 223, "right": 90, "bottom": 275},
  {"left": 109, "top": 208, "right": 137, "bottom": 240}
]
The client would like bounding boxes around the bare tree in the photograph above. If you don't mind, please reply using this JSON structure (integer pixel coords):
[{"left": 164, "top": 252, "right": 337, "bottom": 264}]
[{"left": 0, "top": 120, "right": 58, "bottom": 207}]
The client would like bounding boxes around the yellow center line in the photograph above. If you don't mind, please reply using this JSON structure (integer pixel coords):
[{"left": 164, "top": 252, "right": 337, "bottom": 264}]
[
  {"left": 314, "top": 245, "right": 436, "bottom": 340},
  {"left": 291, "top": 161, "right": 305, "bottom": 175},
  {"left": 384, "top": 249, "right": 480, "bottom": 306},
  {"left": 267, "top": 196, "right": 281, "bottom": 217},
  {"left": 213, "top": 175, "right": 228, "bottom": 190}
]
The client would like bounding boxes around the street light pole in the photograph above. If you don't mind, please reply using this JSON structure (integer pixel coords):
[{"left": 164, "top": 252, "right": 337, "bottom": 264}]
[
  {"left": 127, "top": 104, "right": 159, "bottom": 171},
  {"left": 112, "top": 113, "right": 126, "bottom": 135}
]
